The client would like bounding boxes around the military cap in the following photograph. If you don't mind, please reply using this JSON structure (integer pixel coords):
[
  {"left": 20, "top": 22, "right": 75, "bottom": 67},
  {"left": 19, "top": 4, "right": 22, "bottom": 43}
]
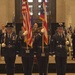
[
  {"left": 57, "top": 25, "right": 63, "bottom": 29},
  {"left": 56, "top": 23, "right": 64, "bottom": 29},
  {"left": 5, "top": 23, "right": 13, "bottom": 28}
]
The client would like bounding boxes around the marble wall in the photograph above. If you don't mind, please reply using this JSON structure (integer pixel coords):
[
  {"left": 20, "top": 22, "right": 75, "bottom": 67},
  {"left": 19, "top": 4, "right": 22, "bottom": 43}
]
[
  {"left": 0, "top": 0, "right": 75, "bottom": 29},
  {"left": 56, "top": 0, "right": 75, "bottom": 28},
  {"left": 0, "top": 0, "right": 15, "bottom": 28}
]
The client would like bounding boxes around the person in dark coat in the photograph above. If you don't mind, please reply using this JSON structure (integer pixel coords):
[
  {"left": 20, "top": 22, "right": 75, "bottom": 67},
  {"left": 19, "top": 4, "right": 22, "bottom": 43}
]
[
  {"left": 18, "top": 26, "right": 34, "bottom": 75},
  {"left": 1, "top": 23, "right": 17, "bottom": 75},
  {"left": 0, "top": 29, "right": 2, "bottom": 59},
  {"left": 0, "top": 25, "right": 6, "bottom": 59},
  {"left": 52, "top": 25, "right": 67, "bottom": 75},
  {"left": 33, "top": 27, "right": 49, "bottom": 75},
  {"left": 71, "top": 27, "right": 75, "bottom": 60}
]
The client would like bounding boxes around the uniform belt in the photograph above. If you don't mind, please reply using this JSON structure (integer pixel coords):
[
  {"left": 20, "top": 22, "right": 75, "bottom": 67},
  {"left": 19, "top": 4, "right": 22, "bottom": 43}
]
[
  {"left": 21, "top": 46, "right": 31, "bottom": 49},
  {"left": 6, "top": 45, "right": 15, "bottom": 48},
  {"left": 57, "top": 45, "right": 65, "bottom": 48},
  {"left": 38, "top": 46, "right": 48, "bottom": 48}
]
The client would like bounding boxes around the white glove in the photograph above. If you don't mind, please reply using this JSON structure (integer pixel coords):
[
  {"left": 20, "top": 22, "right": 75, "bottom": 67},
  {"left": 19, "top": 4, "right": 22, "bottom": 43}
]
[
  {"left": 2, "top": 43, "right": 6, "bottom": 47},
  {"left": 66, "top": 41, "right": 69, "bottom": 45},
  {"left": 23, "top": 31, "right": 28, "bottom": 36},
  {"left": 41, "top": 28, "right": 44, "bottom": 33}
]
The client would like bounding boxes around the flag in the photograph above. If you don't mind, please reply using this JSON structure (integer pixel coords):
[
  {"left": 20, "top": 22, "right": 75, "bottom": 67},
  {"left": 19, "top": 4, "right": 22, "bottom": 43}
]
[
  {"left": 40, "top": 0, "right": 48, "bottom": 45},
  {"left": 22, "top": 0, "right": 32, "bottom": 47}
]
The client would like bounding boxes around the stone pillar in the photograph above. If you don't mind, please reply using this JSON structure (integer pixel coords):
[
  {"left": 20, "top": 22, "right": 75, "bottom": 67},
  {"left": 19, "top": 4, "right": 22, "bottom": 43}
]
[
  {"left": 56, "top": 0, "right": 65, "bottom": 23},
  {"left": 0, "top": 0, "right": 8, "bottom": 27},
  {"left": 8, "top": 0, "right": 15, "bottom": 22},
  {"left": 0, "top": 0, "right": 15, "bottom": 28}
]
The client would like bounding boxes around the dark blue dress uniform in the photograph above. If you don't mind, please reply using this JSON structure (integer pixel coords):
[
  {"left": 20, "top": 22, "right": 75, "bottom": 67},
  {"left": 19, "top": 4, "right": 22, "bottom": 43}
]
[
  {"left": 71, "top": 31, "right": 75, "bottom": 60},
  {"left": 33, "top": 32, "right": 49, "bottom": 75},
  {"left": 1, "top": 23, "right": 17, "bottom": 75},
  {"left": 52, "top": 32, "right": 67, "bottom": 75},
  {"left": 18, "top": 30, "right": 34, "bottom": 75},
  {"left": 0, "top": 30, "right": 2, "bottom": 56},
  {"left": 0, "top": 30, "right": 2, "bottom": 43}
]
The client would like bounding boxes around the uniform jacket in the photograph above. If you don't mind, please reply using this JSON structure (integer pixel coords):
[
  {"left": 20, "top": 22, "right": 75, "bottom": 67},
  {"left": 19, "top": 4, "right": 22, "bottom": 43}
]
[
  {"left": 33, "top": 33, "right": 49, "bottom": 57},
  {"left": 71, "top": 32, "right": 75, "bottom": 45},
  {"left": 18, "top": 31, "right": 34, "bottom": 57},
  {"left": 0, "top": 30, "right": 2, "bottom": 43},
  {"left": 1, "top": 32, "right": 17, "bottom": 57},
  {"left": 52, "top": 33, "right": 67, "bottom": 57}
]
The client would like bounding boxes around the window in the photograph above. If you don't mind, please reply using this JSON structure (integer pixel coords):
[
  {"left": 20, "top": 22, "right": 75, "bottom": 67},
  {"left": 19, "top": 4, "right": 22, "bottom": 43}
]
[
  {"left": 38, "top": 0, "right": 48, "bottom": 2},
  {"left": 38, "top": 5, "right": 41, "bottom": 15},
  {"left": 38, "top": 4, "right": 48, "bottom": 15},
  {"left": 38, "top": 12, "right": 40, "bottom": 15},
  {"left": 38, "top": 0, "right": 42, "bottom": 2},
  {"left": 15, "top": 0, "right": 56, "bottom": 24},
  {"left": 38, "top": 5, "right": 41, "bottom": 8},
  {"left": 29, "top": 5, "right": 33, "bottom": 15},
  {"left": 28, "top": 0, "right": 33, "bottom": 2}
]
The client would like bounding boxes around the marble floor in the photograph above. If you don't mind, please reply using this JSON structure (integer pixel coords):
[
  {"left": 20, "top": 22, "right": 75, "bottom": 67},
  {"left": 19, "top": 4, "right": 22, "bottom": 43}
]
[
  {"left": 0, "top": 55, "right": 75, "bottom": 64},
  {"left": 0, "top": 73, "right": 75, "bottom": 75},
  {"left": 0, "top": 56, "right": 75, "bottom": 75}
]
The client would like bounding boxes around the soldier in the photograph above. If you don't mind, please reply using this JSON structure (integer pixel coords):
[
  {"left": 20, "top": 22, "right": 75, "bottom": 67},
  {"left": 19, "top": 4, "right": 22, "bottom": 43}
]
[
  {"left": 1, "top": 23, "right": 17, "bottom": 75},
  {"left": 32, "top": 23, "right": 38, "bottom": 32},
  {"left": 52, "top": 25, "right": 67, "bottom": 75},
  {"left": 33, "top": 27, "right": 49, "bottom": 75},
  {"left": 18, "top": 26, "right": 34, "bottom": 75},
  {"left": 71, "top": 27, "right": 75, "bottom": 60},
  {"left": 0, "top": 27, "right": 2, "bottom": 59}
]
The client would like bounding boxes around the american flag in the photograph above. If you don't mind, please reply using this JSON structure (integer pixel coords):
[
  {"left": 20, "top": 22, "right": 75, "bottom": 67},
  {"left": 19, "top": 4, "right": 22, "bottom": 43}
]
[
  {"left": 22, "top": 0, "right": 32, "bottom": 47},
  {"left": 40, "top": 0, "right": 48, "bottom": 45}
]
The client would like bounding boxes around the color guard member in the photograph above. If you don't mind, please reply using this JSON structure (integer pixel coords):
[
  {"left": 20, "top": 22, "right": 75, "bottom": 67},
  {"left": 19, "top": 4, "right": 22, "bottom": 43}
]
[
  {"left": 52, "top": 25, "right": 67, "bottom": 75},
  {"left": 18, "top": 26, "right": 34, "bottom": 75},
  {"left": 33, "top": 27, "right": 49, "bottom": 75},
  {"left": 1, "top": 23, "right": 17, "bottom": 75}
]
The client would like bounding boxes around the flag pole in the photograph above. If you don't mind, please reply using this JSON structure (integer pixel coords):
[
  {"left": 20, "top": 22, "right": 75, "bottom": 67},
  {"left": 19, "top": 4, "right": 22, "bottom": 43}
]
[
  {"left": 42, "top": 22, "right": 44, "bottom": 53},
  {"left": 26, "top": 39, "right": 28, "bottom": 50},
  {"left": 26, "top": 37, "right": 29, "bottom": 53}
]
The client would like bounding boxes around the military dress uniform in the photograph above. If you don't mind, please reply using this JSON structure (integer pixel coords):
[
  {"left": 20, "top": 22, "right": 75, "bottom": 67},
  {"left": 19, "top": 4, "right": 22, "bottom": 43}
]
[
  {"left": 33, "top": 32, "right": 49, "bottom": 75},
  {"left": 0, "top": 30, "right": 2, "bottom": 57},
  {"left": 52, "top": 27, "right": 67, "bottom": 75},
  {"left": 1, "top": 23, "right": 17, "bottom": 75},
  {"left": 18, "top": 30, "right": 34, "bottom": 75},
  {"left": 71, "top": 30, "right": 75, "bottom": 60}
]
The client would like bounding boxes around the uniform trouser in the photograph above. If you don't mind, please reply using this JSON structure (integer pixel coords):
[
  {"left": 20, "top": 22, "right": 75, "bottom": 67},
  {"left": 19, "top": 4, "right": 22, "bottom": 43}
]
[
  {"left": 55, "top": 56, "right": 67, "bottom": 75},
  {"left": 4, "top": 56, "right": 16, "bottom": 75},
  {"left": 37, "top": 56, "right": 49, "bottom": 75},
  {"left": 72, "top": 44, "right": 75, "bottom": 58},
  {"left": 0, "top": 44, "right": 1, "bottom": 57},
  {"left": 21, "top": 56, "right": 34, "bottom": 75}
]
